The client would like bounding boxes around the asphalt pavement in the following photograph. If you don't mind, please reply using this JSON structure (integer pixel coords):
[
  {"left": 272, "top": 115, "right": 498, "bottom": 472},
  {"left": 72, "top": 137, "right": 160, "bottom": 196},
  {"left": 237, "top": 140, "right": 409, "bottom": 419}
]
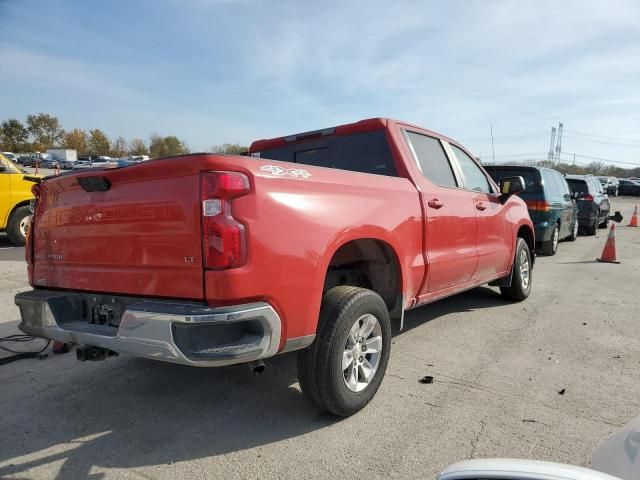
[{"left": 1, "top": 197, "right": 639, "bottom": 479}]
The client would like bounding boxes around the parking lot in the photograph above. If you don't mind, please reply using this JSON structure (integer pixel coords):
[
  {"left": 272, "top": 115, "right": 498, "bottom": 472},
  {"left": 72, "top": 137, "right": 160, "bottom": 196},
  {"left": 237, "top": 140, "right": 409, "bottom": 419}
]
[{"left": 1, "top": 196, "right": 639, "bottom": 480}]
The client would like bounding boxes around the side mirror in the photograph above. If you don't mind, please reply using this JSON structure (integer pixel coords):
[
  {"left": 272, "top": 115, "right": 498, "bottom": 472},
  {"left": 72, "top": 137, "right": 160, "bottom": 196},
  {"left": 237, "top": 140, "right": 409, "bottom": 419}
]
[{"left": 499, "top": 176, "right": 525, "bottom": 203}]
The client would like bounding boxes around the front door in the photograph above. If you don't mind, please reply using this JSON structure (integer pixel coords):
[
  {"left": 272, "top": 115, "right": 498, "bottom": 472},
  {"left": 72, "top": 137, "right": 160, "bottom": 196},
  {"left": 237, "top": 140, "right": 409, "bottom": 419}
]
[
  {"left": 402, "top": 130, "right": 478, "bottom": 294},
  {"left": 447, "top": 143, "right": 512, "bottom": 279}
]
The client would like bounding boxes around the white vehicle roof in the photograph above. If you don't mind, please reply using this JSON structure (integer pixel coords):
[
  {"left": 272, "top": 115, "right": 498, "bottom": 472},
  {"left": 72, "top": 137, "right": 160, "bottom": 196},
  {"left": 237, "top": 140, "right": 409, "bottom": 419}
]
[{"left": 438, "top": 459, "right": 622, "bottom": 480}]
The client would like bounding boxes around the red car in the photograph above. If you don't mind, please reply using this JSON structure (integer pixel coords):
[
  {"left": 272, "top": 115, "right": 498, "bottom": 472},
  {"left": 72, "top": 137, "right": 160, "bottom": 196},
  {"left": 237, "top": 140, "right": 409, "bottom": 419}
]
[{"left": 16, "top": 118, "right": 534, "bottom": 416}]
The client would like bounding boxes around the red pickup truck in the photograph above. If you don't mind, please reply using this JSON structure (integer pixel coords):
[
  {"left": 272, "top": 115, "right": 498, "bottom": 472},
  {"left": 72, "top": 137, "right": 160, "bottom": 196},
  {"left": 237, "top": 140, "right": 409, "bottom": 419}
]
[{"left": 16, "top": 118, "right": 534, "bottom": 416}]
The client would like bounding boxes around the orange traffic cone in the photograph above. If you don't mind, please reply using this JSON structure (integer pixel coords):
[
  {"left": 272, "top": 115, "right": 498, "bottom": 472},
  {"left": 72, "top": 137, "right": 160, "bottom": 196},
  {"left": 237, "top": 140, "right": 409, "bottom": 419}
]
[
  {"left": 597, "top": 224, "right": 620, "bottom": 264},
  {"left": 628, "top": 206, "right": 638, "bottom": 227}
]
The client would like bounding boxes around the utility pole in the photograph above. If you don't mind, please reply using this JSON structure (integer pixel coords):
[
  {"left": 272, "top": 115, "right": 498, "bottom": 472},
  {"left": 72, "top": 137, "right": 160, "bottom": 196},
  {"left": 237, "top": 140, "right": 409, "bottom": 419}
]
[
  {"left": 490, "top": 124, "right": 496, "bottom": 165},
  {"left": 548, "top": 126, "right": 556, "bottom": 162},
  {"left": 555, "top": 122, "right": 563, "bottom": 162}
]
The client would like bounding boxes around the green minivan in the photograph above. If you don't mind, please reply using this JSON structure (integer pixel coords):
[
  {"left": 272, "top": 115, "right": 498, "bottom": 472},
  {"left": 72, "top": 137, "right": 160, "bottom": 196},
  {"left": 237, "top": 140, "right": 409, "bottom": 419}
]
[{"left": 485, "top": 165, "right": 579, "bottom": 256}]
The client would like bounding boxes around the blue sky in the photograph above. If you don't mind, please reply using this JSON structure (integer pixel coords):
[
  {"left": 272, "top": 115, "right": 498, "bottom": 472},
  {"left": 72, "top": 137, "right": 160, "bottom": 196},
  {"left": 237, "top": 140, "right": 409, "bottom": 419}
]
[{"left": 1, "top": 0, "right": 639, "bottom": 167}]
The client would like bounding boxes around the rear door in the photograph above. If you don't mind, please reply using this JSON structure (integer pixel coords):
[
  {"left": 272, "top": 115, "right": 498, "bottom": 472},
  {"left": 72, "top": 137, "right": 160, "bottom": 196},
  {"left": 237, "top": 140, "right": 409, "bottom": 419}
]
[
  {"left": 541, "top": 169, "right": 572, "bottom": 237},
  {"left": 554, "top": 171, "right": 576, "bottom": 237},
  {"left": 447, "top": 144, "right": 512, "bottom": 279},
  {"left": 402, "top": 130, "right": 478, "bottom": 293}
]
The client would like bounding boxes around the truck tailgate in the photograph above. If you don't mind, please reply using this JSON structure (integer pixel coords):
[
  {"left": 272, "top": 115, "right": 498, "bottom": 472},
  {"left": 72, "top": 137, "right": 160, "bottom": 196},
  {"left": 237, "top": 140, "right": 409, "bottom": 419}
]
[{"left": 31, "top": 160, "right": 204, "bottom": 299}]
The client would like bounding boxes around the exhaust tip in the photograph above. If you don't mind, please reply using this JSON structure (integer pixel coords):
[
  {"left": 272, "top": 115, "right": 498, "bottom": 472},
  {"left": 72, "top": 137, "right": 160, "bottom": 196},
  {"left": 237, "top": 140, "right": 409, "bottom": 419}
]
[{"left": 248, "top": 360, "right": 266, "bottom": 374}]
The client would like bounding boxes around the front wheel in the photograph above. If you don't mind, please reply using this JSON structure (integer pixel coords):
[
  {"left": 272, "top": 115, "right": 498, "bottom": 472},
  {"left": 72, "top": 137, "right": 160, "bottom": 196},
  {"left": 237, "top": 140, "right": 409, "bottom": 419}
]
[
  {"left": 6, "top": 206, "right": 31, "bottom": 246},
  {"left": 500, "top": 237, "right": 532, "bottom": 302},
  {"left": 297, "top": 286, "right": 392, "bottom": 417}
]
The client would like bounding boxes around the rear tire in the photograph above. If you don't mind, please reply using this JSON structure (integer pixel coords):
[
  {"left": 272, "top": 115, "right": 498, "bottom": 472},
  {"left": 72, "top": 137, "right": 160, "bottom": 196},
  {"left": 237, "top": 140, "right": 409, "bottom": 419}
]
[
  {"left": 500, "top": 238, "right": 532, "bottom": 302},
  {"left": 585, "top": 214, "right": 598, "bottom": 236},
  {"left": 541, "top": 225, "right": 559, "bottom": 256},
  {"left": 568, "top": 218, "right": 578, "bottom": 241},
  {"left": 6, "top": 206, "right": 31, "bottom": 246},
  {"left": 297, "top": 286, "right": 392, "bottom": 417}
]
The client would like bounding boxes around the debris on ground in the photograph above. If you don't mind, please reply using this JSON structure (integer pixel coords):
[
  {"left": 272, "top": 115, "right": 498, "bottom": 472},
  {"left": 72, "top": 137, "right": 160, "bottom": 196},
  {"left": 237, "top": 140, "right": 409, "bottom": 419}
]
[
  {"left": 558, "top": 388, "right": 566, "bottom": 395},
  {"left": 419, "top": 375, "right": 434, "bottom": 384}
]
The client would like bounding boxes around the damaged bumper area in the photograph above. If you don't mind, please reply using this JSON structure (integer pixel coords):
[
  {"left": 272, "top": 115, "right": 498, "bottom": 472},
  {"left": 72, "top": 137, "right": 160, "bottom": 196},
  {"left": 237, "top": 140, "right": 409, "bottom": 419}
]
[{"left": 15, "top": 289, "right": 281, "bottom": 367}]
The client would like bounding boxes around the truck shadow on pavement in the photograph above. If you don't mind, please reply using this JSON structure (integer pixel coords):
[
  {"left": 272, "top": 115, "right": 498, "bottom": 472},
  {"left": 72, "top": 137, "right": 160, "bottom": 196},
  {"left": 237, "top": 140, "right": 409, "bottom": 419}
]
[{"left": 0, "top": 287, "right": 508, "bottom": 479}]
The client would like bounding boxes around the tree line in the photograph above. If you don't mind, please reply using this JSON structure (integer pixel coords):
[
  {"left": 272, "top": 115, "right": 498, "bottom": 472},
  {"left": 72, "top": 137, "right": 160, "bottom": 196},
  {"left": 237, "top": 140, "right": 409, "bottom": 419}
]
[
  {"left": 481, "top": 158, "right": 640, "bottom": 179},
  {"left": 0, "top": 113, "right": 226, "bottom": 158}
]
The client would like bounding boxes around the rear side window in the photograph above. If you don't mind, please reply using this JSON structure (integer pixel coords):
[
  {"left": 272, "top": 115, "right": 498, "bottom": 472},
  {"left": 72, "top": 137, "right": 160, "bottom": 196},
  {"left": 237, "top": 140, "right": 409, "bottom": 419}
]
[
  {"left": 450, "top": 145, "right": 492, "bottom": 193},
  {"left": 554, "top": 171, "right": 571, "bottom": 195},
  {"left": 255, "top": 130, "right": 396, "bottom": 176},
  {"left": 405, "top": 131, "right": 457, "bottom": 187},
  {"left": 485, "top": 168, "right": 542, "bottom": 195},
  {"left": 541, "top": 170, "right": 558, "bottom": 195},
  {"left": 566, "top": 179, "right": 588, "bottom": 194}
]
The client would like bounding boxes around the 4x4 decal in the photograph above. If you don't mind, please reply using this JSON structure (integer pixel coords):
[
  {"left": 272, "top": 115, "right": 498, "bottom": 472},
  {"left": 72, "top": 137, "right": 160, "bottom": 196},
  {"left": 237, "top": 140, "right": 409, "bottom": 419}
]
[{"left": 260, "top": 164, "right": 311, "bottom": 179}]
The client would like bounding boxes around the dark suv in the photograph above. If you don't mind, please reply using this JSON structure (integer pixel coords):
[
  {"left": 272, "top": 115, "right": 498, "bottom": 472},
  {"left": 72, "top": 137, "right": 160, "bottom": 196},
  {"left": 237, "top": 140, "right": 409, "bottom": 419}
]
[
  {"left": 565, "top": 175, "right": 611, "bottom": 235},
  {"left": 618, "top": 179, "right": 640, "bottom": 196},
  {"left": 485, "top": 165, "right": 578, "bottom": 255}
]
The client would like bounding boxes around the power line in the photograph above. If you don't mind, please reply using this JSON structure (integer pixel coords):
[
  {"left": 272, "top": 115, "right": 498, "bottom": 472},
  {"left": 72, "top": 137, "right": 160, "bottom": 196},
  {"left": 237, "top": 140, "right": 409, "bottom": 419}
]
[
  {"left": 562, "top": 135, "right": 640, "bottom": 148},
  {"left": 560, "top": 152, "right": 640, "bottom": 167},
  {"left": 564, "top": 130, "right": 640, "bottom": 144}
]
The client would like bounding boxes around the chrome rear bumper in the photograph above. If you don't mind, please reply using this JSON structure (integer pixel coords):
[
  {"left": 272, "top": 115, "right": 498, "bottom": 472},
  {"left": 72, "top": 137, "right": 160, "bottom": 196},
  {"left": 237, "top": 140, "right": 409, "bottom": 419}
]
[{"left": 15, "top": 289, "right": 281, "bottom": 367}]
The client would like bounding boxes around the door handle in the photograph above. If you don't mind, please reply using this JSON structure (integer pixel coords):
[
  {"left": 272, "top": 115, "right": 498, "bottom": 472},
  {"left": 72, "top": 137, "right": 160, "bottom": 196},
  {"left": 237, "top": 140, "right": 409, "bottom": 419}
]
[
  {"left": 476, "top": 202, "right": 487, "bottom": 211},
  {"left": 428, "top": 198, "right": 444, "bottom": 209}
]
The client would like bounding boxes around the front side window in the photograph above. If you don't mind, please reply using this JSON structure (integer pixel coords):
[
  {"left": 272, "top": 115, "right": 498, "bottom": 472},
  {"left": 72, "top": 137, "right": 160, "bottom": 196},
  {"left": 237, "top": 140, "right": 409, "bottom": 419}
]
[
  {"left": 405, "top": 131, "right": 457, "bottom": 187},
  {"left": 450, "top": 144, "right": 491, "bottom": 193}
]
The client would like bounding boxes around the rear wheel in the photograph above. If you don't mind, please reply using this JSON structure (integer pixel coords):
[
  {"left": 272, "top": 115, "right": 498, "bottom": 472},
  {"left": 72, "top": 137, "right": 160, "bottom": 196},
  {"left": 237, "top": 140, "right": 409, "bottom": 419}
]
[
  {"left": 297, "top": 286, "right": 391, "bottom": 417},
  {"left": 585, "top": 213, "right": 598, "bottom": 236},
  {"left": 541, "top": 225, "right": 559, "bottom": 256},
  {"left": 6, "top": 206, "right": 31, "bottom": 246},
  {"left": 568, "top": 218, "right": 578, "bottom": 241},
  {"left": 500, "top": 237, "right": 532, "bottom": 302}
]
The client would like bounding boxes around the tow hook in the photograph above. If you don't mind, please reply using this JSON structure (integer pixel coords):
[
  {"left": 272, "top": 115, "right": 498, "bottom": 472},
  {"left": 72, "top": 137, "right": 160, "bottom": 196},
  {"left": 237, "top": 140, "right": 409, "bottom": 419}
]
[{"left": 76, "top": 345, "right": 118, "bottom": 362}]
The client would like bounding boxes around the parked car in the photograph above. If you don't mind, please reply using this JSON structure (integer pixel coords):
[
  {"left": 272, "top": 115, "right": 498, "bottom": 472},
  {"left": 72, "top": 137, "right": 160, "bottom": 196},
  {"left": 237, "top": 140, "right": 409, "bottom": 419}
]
[
  {"left": 59, "top": 159, "right": 76, "bottom": 169},
  {"left": 21, "top": 157, "right": 39, "bottom": 167},
  {"left": 16, "top": 117, "right": 535, "bottom": 416},
  {"left": 598, "top": 176, "right": 619, "bottom": 196},
  {"left": 40, "top": 158, "right": 59, "bottom": 169},
  {"left": 2, "top": 152, "right": 18, "bottom": 163},
  {"left": 485, "top": 165, "right": 578, "bottom": 255},
  {"left": 617, "top": 178, "right": 640, "bottom": 196},
  {"left": 0, "top": 153, "right": 40, "bottom": 245},
  {"left": 565, "top": 175, "right": 611, "bottom": 235},
  {"left": 72, "top": 160, "right": 92, "bottom": 170}
]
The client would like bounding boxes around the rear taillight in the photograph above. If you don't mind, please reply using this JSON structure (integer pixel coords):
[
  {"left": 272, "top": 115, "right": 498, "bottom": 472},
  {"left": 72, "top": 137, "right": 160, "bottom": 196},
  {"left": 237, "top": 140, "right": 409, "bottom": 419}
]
[
  {"left": 525, "top": 200, "right": 551, "bottom": 212},
  {"left": 581, "top": 193, "right": 594, "bottom": 202},
  {"left": 201, "top": 171, "right": 250, "bottom": 269}
]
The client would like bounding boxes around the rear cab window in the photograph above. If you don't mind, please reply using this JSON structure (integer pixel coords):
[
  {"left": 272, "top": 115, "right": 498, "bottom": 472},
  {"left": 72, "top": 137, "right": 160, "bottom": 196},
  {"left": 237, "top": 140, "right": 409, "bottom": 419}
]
[{"left": 253, "top": 130, "right": 397, "bottom": 176}]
